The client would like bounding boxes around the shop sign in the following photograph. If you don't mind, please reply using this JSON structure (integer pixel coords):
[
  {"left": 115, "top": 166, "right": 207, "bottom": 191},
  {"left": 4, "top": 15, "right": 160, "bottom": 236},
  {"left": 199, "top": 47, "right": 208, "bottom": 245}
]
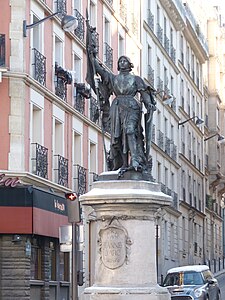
[{"left": 0, "top": 173, "right": 20, "bottom": 187}]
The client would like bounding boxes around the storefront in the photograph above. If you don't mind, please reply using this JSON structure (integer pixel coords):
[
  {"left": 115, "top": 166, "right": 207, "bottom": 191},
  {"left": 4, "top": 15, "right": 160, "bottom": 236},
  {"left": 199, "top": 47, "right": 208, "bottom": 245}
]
[{"left": 0, "top": 184, "right": 70, "bottom": 300}]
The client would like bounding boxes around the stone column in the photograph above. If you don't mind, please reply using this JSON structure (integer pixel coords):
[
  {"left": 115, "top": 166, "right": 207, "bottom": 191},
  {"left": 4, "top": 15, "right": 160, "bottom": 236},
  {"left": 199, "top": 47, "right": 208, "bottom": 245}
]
[{"left": 80, "top": 179, "right": 171, "bottom": 300}]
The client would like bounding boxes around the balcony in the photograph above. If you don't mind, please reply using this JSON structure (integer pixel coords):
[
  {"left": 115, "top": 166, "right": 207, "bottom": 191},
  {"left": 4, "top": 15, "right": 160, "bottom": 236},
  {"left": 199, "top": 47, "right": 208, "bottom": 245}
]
[
  {"left": 105, "top": 0, "right": 113, "bottom": 5},
  {"left": 170, "top": 44, "right": 176, "bottom": 63},
  {"left": 89, "top": 172, "right": 99, "bottom": 191},
  {"left": 73, "top": 164, "right": 87, "bottom": 196},
  {"left": 55, "top": 63, "right": 72, "bottom": 101},
  {"left": 152, "top": 124, "right": 156, "bottom": 143},
  {"left": 156, "top": 23, "right": 163, "bottom": 45},
  {"left": 119, "top": 0, "right": 127, "bottom": 24},
  {"left": 104, "top": 42, "right": 113, "bottom": 70},
  {"left": 147, "top": 65, "right": 154, "bottom": 87},
  {"left": 157, "top": 76, "right": 163, "bottom": 92},
  {"left": 147, "top": 9, "right": 154, "bottom": 32},
  {"left": 90, "top": 96, "right": 99, "bottom": 124},
  {"left": 131, "top": 13, "right": 138, "bottom": 37},
  {"left": 54, "top": 154, "right": 68, "bottom": 187},
  {"left": 74, "top": 83, "right": 91, "bottom": 114},
  {"left": 32, "top": 48, "right": 46, "bottom": 86},
  {"left": 31, "top": 143, "right": 48, "bottom": 179},
  {"left": 55, "top": 0, "right": 67, "bottom": 17},
  {"left": 165, "top": 137, "right": 171, "bottom": 156},
  {"left": 74, "top": 9, "right": 85, "bottom": 42},
  {"left": 164, "top": 34, "right": 170, "bottom": 55},
  {"left": 0, "top": 34, "right": 5, "bottom": 67},
  {"left": 157, "top": 130, "right": 164, "bottom": 150},
  {"left": 183, "top": 3, "right": 209, "bottom": 63},
  {"left": 171, "top": 191, "right": 178, "bottom": 209}
]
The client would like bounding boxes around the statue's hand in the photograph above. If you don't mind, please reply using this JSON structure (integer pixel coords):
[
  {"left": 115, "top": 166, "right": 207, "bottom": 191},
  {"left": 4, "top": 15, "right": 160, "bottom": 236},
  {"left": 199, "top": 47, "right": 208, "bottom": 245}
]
[{"left": 147, "top": 103, "right": 156, "bottom": 112}]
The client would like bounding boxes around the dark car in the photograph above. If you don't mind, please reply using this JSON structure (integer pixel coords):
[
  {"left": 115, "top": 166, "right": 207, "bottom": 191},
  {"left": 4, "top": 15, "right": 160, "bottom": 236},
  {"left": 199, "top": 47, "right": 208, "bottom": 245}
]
[{"left": 162, "top": 265, "right": 221, "bottom": 300}]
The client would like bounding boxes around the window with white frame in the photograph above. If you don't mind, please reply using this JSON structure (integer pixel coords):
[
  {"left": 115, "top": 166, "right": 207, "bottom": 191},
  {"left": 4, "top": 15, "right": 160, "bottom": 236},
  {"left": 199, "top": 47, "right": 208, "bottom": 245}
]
[
  {"left": 32, "top": 15, "right": 41, "bottom": 51},
  {"left": 89, "top": 142, "right": 97, "bottom": 173},
  {"left": 73, "top": 54, "right": 81, "bottom": 83},
  {"left": 180, "top": 35, "right": 184, "bottom": 63},
  {"left": 55, "top": 35, "right": 63, "bottom": 66},
  {"left": 90, "top": 0, "right": 96, "bottom": 27},
  {"left": 164, "top": 220, "right": 168, "bottom": 256},
  {"left": 157, "top": 161, "right": 161, "bottom": 183},
  {"left": 118, "top": 34, "right": 124, "bottom": 57},
  {"left": 54, "top": 119, "right": 63, "bottom": 156}
]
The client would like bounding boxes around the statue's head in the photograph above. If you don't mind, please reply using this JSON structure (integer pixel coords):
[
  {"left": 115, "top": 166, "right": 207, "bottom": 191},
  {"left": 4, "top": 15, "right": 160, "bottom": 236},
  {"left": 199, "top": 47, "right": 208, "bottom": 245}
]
[{"left": 117, "top": 56, "right": 134, "bottom": 71}]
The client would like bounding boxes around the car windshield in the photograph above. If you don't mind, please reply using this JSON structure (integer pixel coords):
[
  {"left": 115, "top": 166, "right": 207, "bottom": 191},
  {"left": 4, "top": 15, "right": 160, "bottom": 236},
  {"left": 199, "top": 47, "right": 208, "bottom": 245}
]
[{"left": 163, "top": 271, "right": 204, "bottom": 286}]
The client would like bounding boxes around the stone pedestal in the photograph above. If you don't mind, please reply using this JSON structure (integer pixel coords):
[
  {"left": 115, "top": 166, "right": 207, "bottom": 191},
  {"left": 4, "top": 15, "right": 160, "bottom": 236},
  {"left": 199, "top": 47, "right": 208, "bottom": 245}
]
[{"left": 79, "top": 178, "right": 171, "bottom": 300}]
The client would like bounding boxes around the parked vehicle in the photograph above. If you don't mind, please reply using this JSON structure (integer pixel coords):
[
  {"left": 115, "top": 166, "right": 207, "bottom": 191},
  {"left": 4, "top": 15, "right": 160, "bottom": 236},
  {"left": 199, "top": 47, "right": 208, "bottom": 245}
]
[{"left": 162, "top": 265, "right": 221, "bottom": 299}]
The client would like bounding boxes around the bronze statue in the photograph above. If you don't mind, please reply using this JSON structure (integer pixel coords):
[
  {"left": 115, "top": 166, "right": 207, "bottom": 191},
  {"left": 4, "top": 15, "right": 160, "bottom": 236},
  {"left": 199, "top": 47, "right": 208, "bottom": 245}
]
[{"left": 86, "top": 16, "right": 156, "bottom": 178}]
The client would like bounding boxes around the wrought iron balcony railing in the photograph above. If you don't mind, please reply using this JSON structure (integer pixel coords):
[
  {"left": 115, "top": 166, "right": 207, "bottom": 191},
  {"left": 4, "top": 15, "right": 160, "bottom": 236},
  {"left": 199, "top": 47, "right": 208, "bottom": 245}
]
[
  {"left": 157, "top": 130, "right": 164, "bottom": 150},
  {"left": 74, "top": 83, "right": 91, "bottom": 114},
  {"left": 89, "top": 172, "right": 99, "bottom": 191},
  {"left": 32, "top": 48, "right": 46, "bottom": 86},
  {"left": 104, "top": 42, "right": 113, "bottom": 70},
  {"left": 74, "top": 9, "right": 85, "bottom": 42},
  {"left": 131, "top": 14, "right": 138, "bottom": 37},
  {"left": 171, "top": 191, "right": 178, "bottom": 209},
  {"left": 90, "top": 96, "right": 99, "bottom": 124},
  {"left": 0, "top": 34, "right": 5, "bottom": 67},
  {"left": 31, "top": 143, "right": 48, "bottom": 179},
  {"left": 73, "top": 164, "right": 87, "bottom": 196},
  {"left": 147, "top": 65, "right": 154, "bottom": 87},
  {"left": 156, "top": 23, "right": 163, "bottom": 44},
  {"left": 171, "top": 142, "right": 177, "bottom": 161},
  {"left": 147, "top": 9, "right": 154, "bottom": 32},
  {"left": 54, "top": 154, "right": 68, "bottom": 187},
  {"left": 170, "top": 45, "right": 176, "bottom": 63},
  {"left": 119, "top": 0, "right": 127, "bottom": 24},
  {"left": 105, "top": 0, "right": 113, "bottom": 5},
  {"left": 151, "top": 124, "right": 156, "bottom": 143},
  {"left": 164, "top": 34, "right": 170, "bottom": 55},
  {"left": 55, "top": 0, "right": 67, "bottom": 17},
  {"left": 157, "top": 76, "right": 163, "bottom": 92},
  {"left": 55, "top": 63, "right": 72, "bottom": 101},
  {"left": 165, "top": 137, "right": 171, "bottom": 156}
]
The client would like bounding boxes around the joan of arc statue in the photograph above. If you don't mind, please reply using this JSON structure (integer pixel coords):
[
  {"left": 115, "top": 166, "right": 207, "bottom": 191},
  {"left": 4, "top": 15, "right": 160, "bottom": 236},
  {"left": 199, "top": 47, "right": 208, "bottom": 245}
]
[{"left": 86, "top": 17, "right": 156, "bottom": 177}]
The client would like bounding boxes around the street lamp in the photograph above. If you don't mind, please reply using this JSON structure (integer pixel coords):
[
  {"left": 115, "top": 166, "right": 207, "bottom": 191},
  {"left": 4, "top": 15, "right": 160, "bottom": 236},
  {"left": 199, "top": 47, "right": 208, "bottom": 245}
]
[
  {"left": 204, "top": 133, "right": 225, "bottom": 142},
  {"left": 178, "top": 116, "right": 204, "bottom": 127},
  {"left": 23, "top": 12, "right": 78, "bottom": 37}
]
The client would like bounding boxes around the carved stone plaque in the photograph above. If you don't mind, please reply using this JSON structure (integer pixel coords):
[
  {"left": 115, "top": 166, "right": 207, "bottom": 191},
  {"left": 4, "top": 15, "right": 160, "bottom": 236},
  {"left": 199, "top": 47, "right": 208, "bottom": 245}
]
[{"left": 99, "top": 223, "right": 129, "bottom": 269}]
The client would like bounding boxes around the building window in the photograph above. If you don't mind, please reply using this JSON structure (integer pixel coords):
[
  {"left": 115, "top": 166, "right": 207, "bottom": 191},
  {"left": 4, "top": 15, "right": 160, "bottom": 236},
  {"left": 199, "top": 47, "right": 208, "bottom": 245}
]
[
  {"left": 31, "top": 239, "right": 42, "bottom": 280},
  {"left": 118, "top": 34, "right": 124, "bottom": 58},
  {"left": 90, "top": 142, "right": 97, "bottom": 174},
  {"left": 49, "top": 241, "right": 56, "bottom": 281},
  {"left": 59, "top": 252, "right": 70, "bottom": 281},
  {"left": 0, "top": 34, "right": 5, "bottom": 67},
  {"left": 55, "top": 36, "right": 63, "bottom": 67},
  {"left": 90, "top": 1, "right": 96, "bottom": 27},
  {"left": 73, "top": 54, "right": 81, "bottom": 83}
]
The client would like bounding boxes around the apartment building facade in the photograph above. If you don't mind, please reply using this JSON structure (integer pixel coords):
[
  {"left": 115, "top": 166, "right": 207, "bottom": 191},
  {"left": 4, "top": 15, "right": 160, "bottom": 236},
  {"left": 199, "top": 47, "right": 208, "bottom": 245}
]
[{"left": 0, "top": 0, "right": 225, "bottom": 299}]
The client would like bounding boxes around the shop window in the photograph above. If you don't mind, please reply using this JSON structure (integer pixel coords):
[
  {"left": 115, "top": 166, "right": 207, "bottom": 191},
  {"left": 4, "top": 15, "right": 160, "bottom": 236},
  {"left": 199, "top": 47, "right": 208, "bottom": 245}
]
[
  {"left": 50, "top": 241, "right": 56, "bottom": 281},
  {"left": 31, "top": 239, "right": 42, "bottom": 280},
  {"left": 59, "top": 252, "right": 70, "bottom": 281}
]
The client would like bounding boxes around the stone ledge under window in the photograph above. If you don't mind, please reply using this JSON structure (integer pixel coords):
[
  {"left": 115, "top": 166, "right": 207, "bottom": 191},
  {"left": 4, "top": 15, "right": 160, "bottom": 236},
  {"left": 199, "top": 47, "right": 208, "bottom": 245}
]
[{"left": 30, "top": 280, "right": 45, "bottom": 286}]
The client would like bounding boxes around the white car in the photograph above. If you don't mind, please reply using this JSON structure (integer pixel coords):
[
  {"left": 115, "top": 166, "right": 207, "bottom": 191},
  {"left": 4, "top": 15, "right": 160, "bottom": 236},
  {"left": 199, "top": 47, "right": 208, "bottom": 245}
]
[{"left": 162, "top": 265, "right": 221, "bottom": 300}]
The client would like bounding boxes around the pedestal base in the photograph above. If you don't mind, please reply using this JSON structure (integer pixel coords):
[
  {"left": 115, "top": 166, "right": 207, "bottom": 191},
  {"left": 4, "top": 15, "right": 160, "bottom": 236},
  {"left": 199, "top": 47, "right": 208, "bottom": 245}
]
[
  {"left": 82, "top": 286, "right": 170, "bottom": 300},
  {"left": 80, "top": 178, "right": 172, "bottom": 300}
]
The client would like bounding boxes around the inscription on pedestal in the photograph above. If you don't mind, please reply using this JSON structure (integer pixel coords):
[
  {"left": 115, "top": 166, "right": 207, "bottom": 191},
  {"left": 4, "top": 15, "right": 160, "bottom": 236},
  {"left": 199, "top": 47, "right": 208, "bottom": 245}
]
[{"left": 98, "top": 221, "right": 132, "bottom": 269}]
